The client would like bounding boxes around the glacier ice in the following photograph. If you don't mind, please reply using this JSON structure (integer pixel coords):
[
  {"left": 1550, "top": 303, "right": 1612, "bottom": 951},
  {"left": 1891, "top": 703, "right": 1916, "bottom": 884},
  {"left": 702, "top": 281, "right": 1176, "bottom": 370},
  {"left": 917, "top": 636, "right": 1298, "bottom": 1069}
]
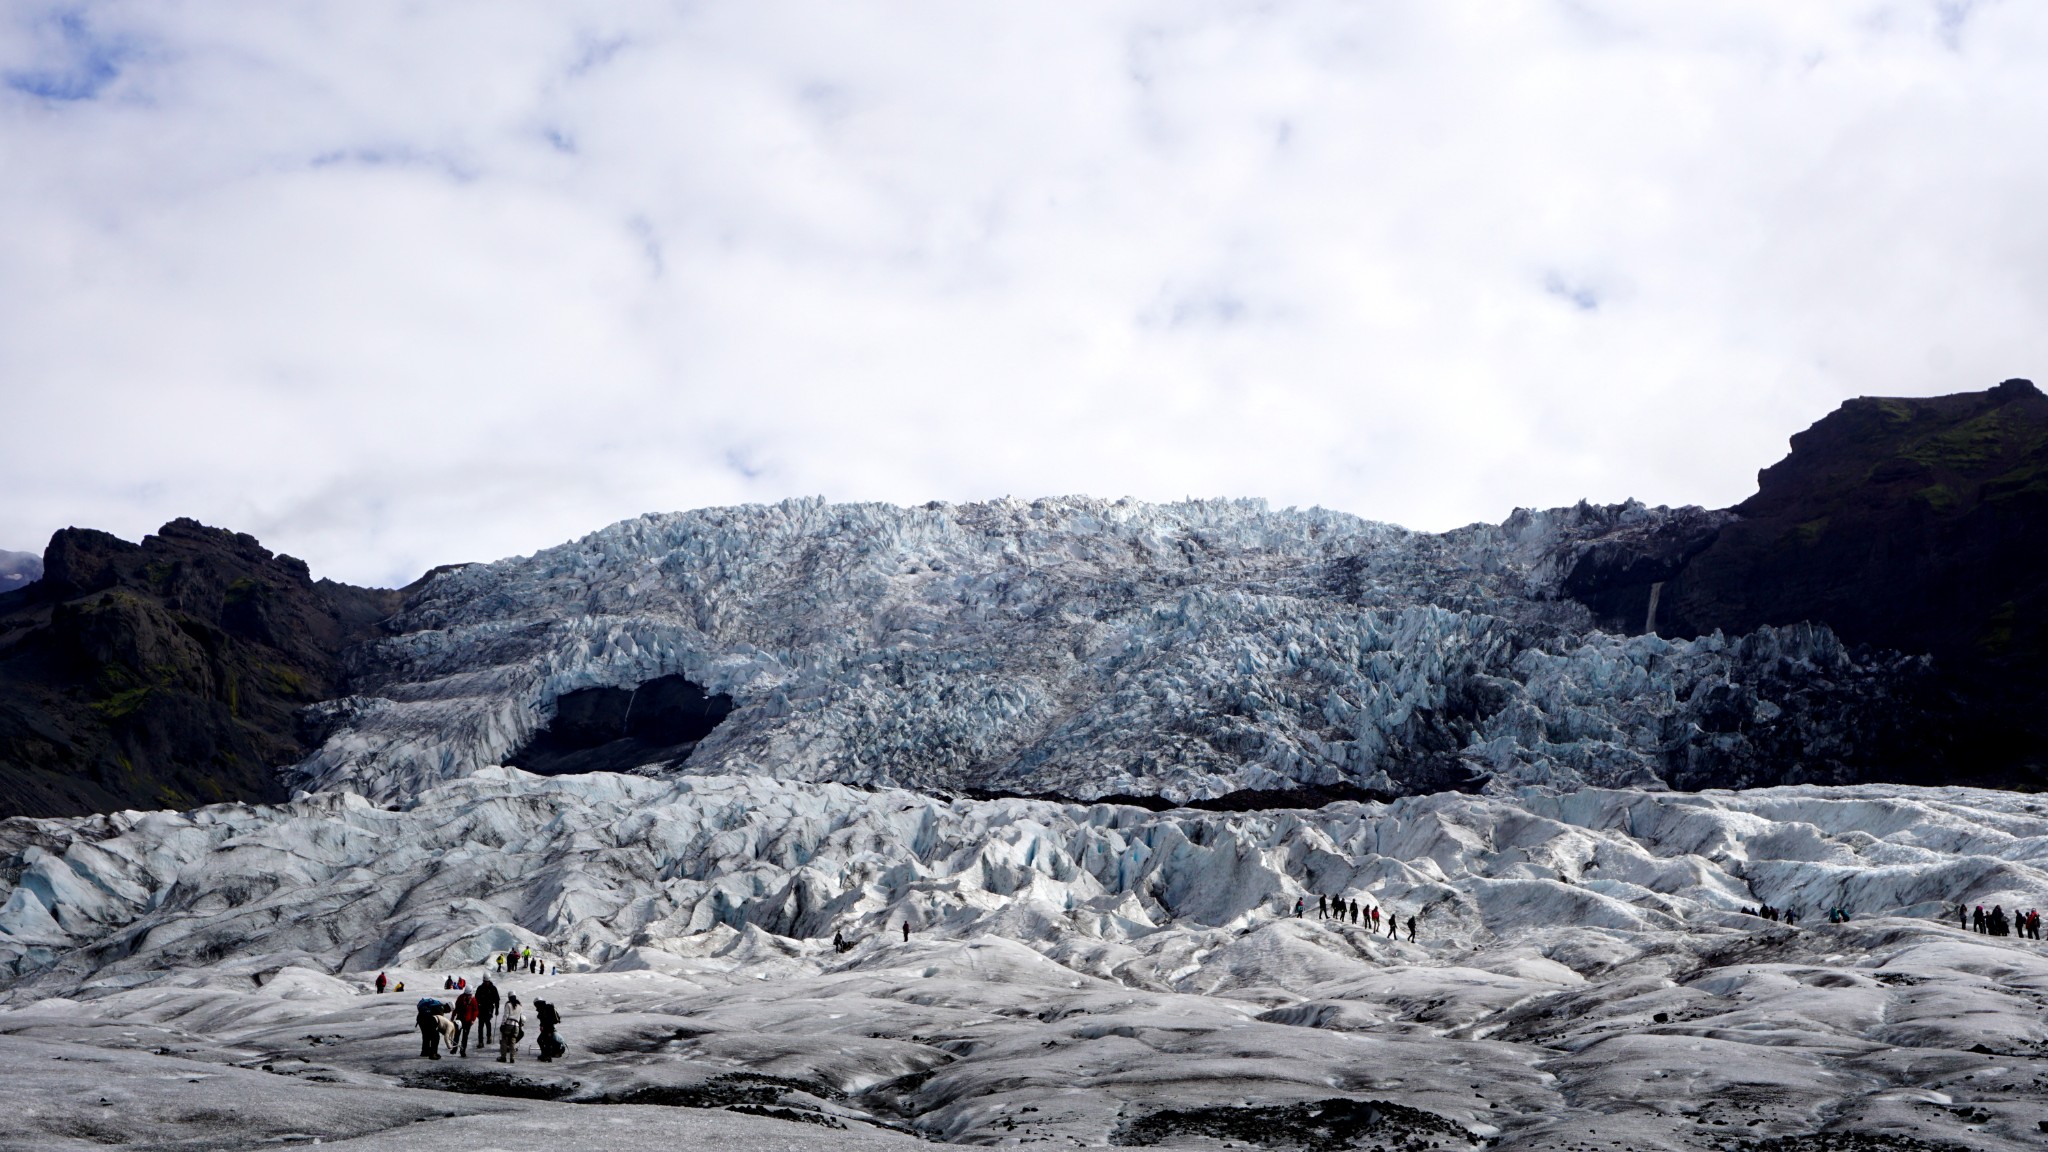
[
  {"left": 292, "top": 496, "right": 1926, "bottom": 804},
  {"left": 0, "top": 772, "right": 2045, "bottom": 1147},
  {"left": 4, "top": 495, "right": 2044, "bottom": 1149}
]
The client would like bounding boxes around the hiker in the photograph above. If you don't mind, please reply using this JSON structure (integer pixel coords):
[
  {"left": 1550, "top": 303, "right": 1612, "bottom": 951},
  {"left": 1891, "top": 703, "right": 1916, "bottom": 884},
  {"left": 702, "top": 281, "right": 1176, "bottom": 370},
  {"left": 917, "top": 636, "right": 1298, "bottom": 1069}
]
[
  {"left": 495, "top": 953, "right": 504, "bottom": 972},
  {"left": 1370, "top": 906, "right": 1380, "bottom": 930},
  {"left": 834, "top": 930, "right": 844, "bottom": 952},
  {"left": 443, "top": 975, "right": 454, "bottom": 990},
  {"left": 535, "top": 998, "right": 564, "bottom": 1062},
  {"left": 375, "top": 972, "right": 387, "bottom": 994},
  {"left": 395, "top": 981, "right": 405, "bottom": 992},
  {"left": 1317, "top": 895, "right": 1327, "bottom": 919},
  {"left": 454, "top": 988, "right": 477, "bottom": 1057},
  {"left": 498, "top": 1004, "right": 525, "bottom": 1063},
  {"left": 1293, "top": 898, "right": 1304, "bottom": 919},
  {"left": 1957, "top": 904, "right": 1967, "bottom": 930},
  {"left": 475, "top": 975, "right": 500, "bottom": 1038},
  {"left": 1406, "top": 915, "right": 1416, "bottom": 942},
  {"left": 416, "top": 997, "right": 449, "bottom": 1059},
  {"left": 902, "top": 922, "right": 911, "bottom": 943}
]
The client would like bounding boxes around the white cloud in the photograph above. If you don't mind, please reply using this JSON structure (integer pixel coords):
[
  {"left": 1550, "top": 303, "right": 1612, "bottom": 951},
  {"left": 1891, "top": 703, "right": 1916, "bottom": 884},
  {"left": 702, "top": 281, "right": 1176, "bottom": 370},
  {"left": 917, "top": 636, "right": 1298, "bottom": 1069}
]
[{"left": 1, "top": 1, "right": 2042, "bottom": 585}]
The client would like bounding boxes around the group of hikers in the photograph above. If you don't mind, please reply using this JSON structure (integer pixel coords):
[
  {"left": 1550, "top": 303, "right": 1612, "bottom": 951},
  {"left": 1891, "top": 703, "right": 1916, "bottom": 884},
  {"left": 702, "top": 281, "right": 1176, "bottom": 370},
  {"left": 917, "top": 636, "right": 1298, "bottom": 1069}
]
[
  {"left": 1740, "top": 902, "right": 2043, "bottom": 939},
  {"left": 497, "top": 947, "right": 552, "bottom": 974},
  {"left": 370, "top": 952, "right": 566, "bottom": 1062},
  {"left": 1292, "top": 893, "right": 1416, "bottom": 942},
  {"left": 1966, "top": 904, "right": 2042, "bottom": 938},
  {"left": 405, "top": 974, "right": 567, "bottom": 1063}
]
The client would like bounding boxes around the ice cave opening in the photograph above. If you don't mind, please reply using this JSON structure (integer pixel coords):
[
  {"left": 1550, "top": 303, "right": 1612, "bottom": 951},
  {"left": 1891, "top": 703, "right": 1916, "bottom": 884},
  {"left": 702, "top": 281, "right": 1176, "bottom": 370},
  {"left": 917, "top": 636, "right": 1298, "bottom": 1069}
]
[{"left": 504, "top": 674, "right": 733, "bottom": 777}]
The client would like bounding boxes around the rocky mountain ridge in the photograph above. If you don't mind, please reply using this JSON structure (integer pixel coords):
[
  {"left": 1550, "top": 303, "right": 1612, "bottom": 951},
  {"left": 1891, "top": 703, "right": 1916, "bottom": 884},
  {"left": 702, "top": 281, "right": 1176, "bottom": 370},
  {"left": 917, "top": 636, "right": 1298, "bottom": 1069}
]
[
  {"left": 0, "top": 520, "right": 412, "bottom": 817},
  {"left": 1561, "top": 377, "right": 2048, "bottom": 781}
]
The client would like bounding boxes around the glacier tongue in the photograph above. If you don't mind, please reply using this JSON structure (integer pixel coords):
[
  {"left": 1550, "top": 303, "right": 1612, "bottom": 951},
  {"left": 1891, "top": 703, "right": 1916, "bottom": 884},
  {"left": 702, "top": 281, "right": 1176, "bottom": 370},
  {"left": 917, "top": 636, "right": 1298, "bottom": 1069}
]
[
  {"left": 0, "top": 774, "right": 2045, "bottom": 1148},
  {"left": 3, "top": 772, "right": 2042, "bottom": 989},
  {"left": 292, "top": 496, "right": 1920, "bottom": 803}
]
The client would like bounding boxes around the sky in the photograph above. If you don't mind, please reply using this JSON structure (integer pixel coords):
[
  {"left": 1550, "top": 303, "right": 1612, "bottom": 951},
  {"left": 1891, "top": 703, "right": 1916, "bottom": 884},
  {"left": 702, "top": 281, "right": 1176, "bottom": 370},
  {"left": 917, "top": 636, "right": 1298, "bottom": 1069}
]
[{"left": 2, "top": 2, "right": 2044, "bottom": 588}]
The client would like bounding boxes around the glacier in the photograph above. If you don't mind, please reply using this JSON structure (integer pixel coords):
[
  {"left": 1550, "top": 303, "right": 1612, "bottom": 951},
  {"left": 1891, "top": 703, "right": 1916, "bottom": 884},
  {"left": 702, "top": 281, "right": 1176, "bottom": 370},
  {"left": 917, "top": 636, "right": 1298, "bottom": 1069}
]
[
  {"left": 293, "top": 497, "right": 1923, "bottom": 804},
  {"left": 1, "top": 771, "right": 2044, "bottom": 1148},
  {"left": 2, "top": 495, "right": 2044, "bottom": 1150}
]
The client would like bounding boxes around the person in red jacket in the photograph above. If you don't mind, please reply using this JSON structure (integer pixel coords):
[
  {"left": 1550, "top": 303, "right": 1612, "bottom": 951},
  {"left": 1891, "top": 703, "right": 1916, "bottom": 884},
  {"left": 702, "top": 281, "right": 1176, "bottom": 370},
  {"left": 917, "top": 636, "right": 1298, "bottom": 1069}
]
[{"left": 453, "top": 988, "right": 478, "bottom": 1057}]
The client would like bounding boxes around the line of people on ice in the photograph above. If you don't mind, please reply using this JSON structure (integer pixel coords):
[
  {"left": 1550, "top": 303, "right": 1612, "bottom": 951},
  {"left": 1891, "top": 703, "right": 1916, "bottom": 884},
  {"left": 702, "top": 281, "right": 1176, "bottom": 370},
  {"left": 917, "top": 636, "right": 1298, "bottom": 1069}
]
[
  {"left": 1965, "top": 903, "right": 2041, "bottom": 938},
  {"left": 1290, "top": 893, "right": 1416, "bottom": 942},
  {"left": 1741, "top": 904, "right": 1801, "bottom": 924},
  {"left": 409, "top": 974, "right": 567, "bottom": 1063},
  {"left": 495, "top": 947, "right": 553, "bottom": 974}
]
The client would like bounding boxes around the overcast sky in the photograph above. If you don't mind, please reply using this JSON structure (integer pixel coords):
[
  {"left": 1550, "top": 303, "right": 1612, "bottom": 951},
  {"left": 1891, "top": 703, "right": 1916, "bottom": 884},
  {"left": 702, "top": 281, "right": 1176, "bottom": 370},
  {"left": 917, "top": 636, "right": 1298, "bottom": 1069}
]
[{"left": 2, "top": 2, "right": 2043, "bottom": 587}]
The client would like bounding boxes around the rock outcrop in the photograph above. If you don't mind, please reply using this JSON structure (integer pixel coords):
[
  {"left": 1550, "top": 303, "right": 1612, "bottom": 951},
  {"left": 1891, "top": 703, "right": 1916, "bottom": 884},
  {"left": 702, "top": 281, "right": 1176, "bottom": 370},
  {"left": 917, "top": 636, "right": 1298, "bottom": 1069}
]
[
  {"left": 0, "top": 520, "right": 410, "bottom": 818},
  {"left": 1562, "top": 378, "right": 2048, "bottom": 786}
]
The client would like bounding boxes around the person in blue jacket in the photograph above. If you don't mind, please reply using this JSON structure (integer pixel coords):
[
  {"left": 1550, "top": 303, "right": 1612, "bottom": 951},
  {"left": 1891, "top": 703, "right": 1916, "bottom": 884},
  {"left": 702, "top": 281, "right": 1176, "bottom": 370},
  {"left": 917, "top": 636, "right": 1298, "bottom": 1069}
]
[{"left": 416, "top": 997, "right": 449, "bottom": 1059}]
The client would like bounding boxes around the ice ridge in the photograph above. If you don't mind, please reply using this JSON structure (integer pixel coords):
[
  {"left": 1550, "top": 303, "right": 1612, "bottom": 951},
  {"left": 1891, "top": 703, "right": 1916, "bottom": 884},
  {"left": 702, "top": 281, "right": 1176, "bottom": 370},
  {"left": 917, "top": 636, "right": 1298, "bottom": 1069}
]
[{"left": 4, "top": 770, "right": 2040, "bottom": 991}]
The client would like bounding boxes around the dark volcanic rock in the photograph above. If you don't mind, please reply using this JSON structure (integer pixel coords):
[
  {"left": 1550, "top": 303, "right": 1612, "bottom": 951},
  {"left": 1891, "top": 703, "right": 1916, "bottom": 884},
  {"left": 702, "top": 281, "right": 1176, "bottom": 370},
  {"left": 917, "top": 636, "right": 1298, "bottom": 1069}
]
[
  {"left": 0, "top": 520, "right": 413, "bottom": 818},
  {"left": 1557, "top": 505, "right": 1732, "bottom": 637},
  {"left": 1566, "top": 378, "right": 2048, "bottom": 788},
  {"left": 1662, "top": 379, "right": 2048, "bottom": 660}
]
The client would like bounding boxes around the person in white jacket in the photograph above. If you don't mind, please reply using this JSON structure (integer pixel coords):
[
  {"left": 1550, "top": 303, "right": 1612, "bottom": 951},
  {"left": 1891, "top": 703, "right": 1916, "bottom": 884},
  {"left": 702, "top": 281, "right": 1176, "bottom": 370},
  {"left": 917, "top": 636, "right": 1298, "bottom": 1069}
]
[{"left": 497, "top": 1008, "right": 525, "bottom": 1063}]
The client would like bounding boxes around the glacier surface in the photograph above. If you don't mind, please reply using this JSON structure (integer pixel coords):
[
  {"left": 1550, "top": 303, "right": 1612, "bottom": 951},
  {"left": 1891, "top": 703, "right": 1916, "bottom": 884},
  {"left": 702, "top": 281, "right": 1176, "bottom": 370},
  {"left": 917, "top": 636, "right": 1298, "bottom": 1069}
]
[
  {"left": 293, "top": 497, "right": 1922, "bottom": 804},
  {"left": 3, "top": 496, "right": 2041, "bottom": 1150},
  {"left": 1, "top": 772, "right": 2044, "bottom": 1149}
]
